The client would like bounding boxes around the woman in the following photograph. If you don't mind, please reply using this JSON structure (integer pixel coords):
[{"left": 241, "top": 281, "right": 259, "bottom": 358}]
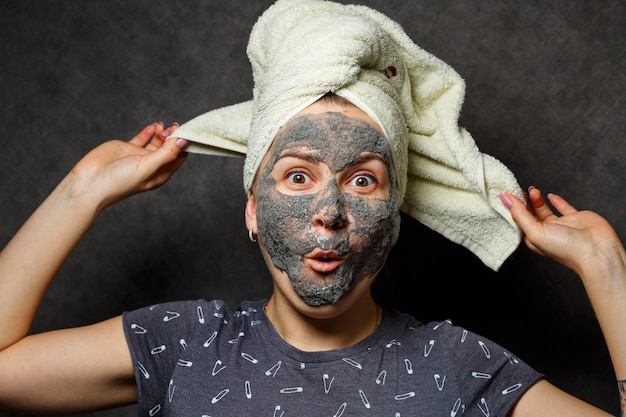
[{"left": 0, "top": 95, "right": 624, "bottom": 416}]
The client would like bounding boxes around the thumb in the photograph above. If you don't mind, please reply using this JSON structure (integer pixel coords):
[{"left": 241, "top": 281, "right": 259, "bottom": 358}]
[
  {"left": 137, "top": 137, "right": 189, "bottom": 189},
  {"left": 499, "top": 193, "right": 543, "bottom": 254},
  {"left": 500, "top": 193, "right": 535, "bottom": 231}
]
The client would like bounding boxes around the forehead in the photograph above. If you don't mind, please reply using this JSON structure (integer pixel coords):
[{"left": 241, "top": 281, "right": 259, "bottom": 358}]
[
  {"left": 249, "top": 99, "right": 394, "bottom": 191},
  {"left": 274, "top": 98, "right": 388, "bottom": 154},
  {"left": 269, "top": 109, "right": 391, "bottom": 170}
]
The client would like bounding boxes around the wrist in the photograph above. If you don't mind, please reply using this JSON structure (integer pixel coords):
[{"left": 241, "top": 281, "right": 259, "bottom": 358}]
[
  {"left": 51, "top": 172, "right": 108, "bottom": 219},
  {"left": 579, "top": 243, "right": 626, "bottom": 299},
  {"left": 61, "top": 169, "right": 116, "bottom": 215}
]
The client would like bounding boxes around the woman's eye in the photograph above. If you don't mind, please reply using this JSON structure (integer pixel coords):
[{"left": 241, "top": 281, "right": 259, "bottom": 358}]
[
  {"left": 287, "top": 172, "right": 310, "bottom": 185},
  {"left": 350, "top": 175, "right": 374, "bottom": 188}
]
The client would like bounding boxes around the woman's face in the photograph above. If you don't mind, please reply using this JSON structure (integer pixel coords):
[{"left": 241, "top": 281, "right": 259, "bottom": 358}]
[{"left": 249, "top": 100, "right": 401, "bottom": 307}]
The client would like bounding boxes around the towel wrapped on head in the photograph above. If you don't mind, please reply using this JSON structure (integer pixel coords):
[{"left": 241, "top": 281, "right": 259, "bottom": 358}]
[{"left": 171, "top": 0, "right": 524, "bottom": 271}]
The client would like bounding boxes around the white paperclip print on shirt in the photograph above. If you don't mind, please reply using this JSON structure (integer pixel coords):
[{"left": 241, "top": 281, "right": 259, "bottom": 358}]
[
  {"left": 203, "top": 331, "right": 218, "bottom": 348},
  {"left": 168, "top": 379, "right": 175, "bottom": 402},
  {"left": 212, "top": 359, "right": 226, "bottom": 376},
  {"left": 478, "top": 397, "right": 490, "bottom": 416},
  {"left": 424, "top": 339, "right": 435, "bottom": 357},
  {"left": 434, "top": 373, "right": 446, "bottom": 391},
  {"left": 130, "top": 323, "right": 147, "bottom": 334},
  {"left": 176, "top": 359, "right": 192, "bottom": 367},
  {"left": 211, "top": 388, "right": 229, "bottom": 404},
  {"left": 124, "top": 300, "right": 542, "bottom": 416},
  {"left": 478, "top": 340, "right": 491, "bottom": 358},
  {"left": 404, "top": 358, "right": 413, "bottom": 374},
  {"left": 150, "top": 345, "right": 166, "bottom": 355},
  {"left": 323, "top": 373, "right": 335, "bottom": 393},
  {"left": 163, "top": 311, "right": 180, "bottom": 322},
  {"left": 245, "top": 380, "right": 252, "bottom": 399},
  {"left": 359, "top": 389, "right": 371, "bottom": 409},
  {"left": 265, "top": 360, "right": 281, "bottom": 376},
  {"left": 451, "top": 398, "right": 464, "bottom": 417},
  {"left": 342, "top": 357, "right": 362, "bottom": 369},
  {"left": 375, "top": 370, "right": 386, "bottom": 385},
  {"left": 197, "top": 306, "right": 205, "bottom": 324}
]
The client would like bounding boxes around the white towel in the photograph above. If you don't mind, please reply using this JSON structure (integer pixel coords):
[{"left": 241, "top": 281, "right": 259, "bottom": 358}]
[{"left": 172, "top": 0, "right": 524, "bottom": 271}]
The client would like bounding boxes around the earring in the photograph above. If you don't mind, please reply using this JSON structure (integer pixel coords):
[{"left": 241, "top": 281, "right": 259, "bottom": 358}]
[{"left": 248, "top": 229, "right": 257, "bottom": 243}]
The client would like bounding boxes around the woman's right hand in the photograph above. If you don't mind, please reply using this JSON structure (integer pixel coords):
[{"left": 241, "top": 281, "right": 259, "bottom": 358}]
[
  {"left": 67, "top": 122, "right": 188, "bottom": 211},
  {"left": 0, "top": 122, "right": 189, "bottom": 353},
  {"left": 0, "top": 123, "right": 190, "bottom": 413}
]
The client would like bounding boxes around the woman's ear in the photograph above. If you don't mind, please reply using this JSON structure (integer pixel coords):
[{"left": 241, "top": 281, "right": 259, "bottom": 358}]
[{"left": 245, "top": 193, "right": 258, "bottom": 233}]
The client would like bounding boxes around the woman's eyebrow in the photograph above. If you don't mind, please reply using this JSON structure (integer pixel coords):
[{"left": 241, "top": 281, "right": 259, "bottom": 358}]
[
  {"left": 345, "top": 153, "right": 386, "bottom": 168},
  {"left": 276, "top": 148, "right": 321, "bottom": 165}
]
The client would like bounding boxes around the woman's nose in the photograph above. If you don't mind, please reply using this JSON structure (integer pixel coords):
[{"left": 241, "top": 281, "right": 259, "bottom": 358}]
[
  {"left": 311, "top": 182, "right": 347, "bottom": 230},
  {"left": 313, "top": 205, "right": 346, "bottom": 229}
]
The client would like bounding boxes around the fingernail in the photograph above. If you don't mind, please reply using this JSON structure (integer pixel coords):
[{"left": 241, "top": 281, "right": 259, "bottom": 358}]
[
  {"left": 162, "top": 129, "right": 170, "bottom": 137},
  {"left": 176, "top": 138, "right": 189, "bottom": 149},
  {"left": 499, "top": 193, "right": 513, "bottom": 209}
]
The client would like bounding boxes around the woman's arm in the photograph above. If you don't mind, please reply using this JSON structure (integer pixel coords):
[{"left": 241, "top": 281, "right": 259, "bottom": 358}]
[
  {"left": 0, "top": 123, "right": 187, "bottom": 412},
  {"left": 501, "top": 187, "right": 626, "bottom": 416}
]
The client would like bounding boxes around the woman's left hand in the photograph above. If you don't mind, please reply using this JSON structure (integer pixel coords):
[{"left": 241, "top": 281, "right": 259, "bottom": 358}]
[{"left": 500, "top": 187, "right": 625, "bottom": 279}]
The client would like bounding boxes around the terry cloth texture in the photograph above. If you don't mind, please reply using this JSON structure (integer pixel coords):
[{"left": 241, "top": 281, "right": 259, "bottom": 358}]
[{"left": 170, "top": 0, "right": 524, "bottom": 271}]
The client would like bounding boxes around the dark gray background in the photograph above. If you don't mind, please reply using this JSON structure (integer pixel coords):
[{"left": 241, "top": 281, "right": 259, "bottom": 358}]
[{"left": 1, "top": 1, "right": 624, "bottom": 416}]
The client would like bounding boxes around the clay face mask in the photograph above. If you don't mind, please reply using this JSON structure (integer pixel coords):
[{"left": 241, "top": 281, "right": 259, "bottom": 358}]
[{"left": 255, "top": 111, "right": 401, "bottom": 306}]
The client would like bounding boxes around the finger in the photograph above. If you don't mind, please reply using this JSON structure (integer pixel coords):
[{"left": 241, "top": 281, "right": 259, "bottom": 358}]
[
  {"left": 502, "top": 193, "right": 553, "bottom": 258},
  {"left": 145, "top": 122, "right": 168, "bottom": 151},
  {"left": 146, "top": 122, "right": 181, "bottom": 152},
  {"left": 522, "top": 189, "right": 534, "bottom": 215},
  {"left": 145, "top": 138, "right": 164, "bottom": 152},
  {"left": 148, "top": 139, "right": 188, "bottom": 189},
  {"left": 500, "top": 193, "right": 542, "bottom": 237},
  {"left": 546, "top": 193, "right": 578, "bottom": 216},
  {"left": 155, "top": 122, "right": 179, "bottom": 146},
  {"left": 138, "top": 133, "right": 188, "bottom": 180},
  {"left": 527, "top": 186, "right": 557, "bottom": 220},
  {"left": 128, "top": 123, "right": 158, "bottom": 147},
  {"left": 163, "top": 122, "right": 179, "bottom": 135}
]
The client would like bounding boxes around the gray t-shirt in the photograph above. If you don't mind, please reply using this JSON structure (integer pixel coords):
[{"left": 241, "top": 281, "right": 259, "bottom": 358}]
[{"left": 123, "top": 299, "right": 542, "bottom": 416}]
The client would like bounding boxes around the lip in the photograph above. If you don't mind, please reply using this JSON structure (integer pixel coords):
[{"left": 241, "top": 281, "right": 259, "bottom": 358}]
[{"left": 305, "top": 248, "right": 345, "bottom": 273}]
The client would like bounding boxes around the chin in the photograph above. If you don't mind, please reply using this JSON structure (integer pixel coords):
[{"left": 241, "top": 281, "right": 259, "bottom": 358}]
[
  {"left": 299, "top": 294, "right": 342, "bottom": 307},
  {"left": 296, "top": 284, "right": 354, "bottom": 307}
]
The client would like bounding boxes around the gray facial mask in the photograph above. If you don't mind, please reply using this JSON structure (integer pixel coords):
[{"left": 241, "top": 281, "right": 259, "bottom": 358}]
[{"left": 255, "top": 111, "right": 400, "bottom": 306}]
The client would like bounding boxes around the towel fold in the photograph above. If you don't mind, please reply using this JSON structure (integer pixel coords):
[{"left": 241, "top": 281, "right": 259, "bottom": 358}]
[{"left": 171, "top": 0, "right": 524, "bottom": 271}]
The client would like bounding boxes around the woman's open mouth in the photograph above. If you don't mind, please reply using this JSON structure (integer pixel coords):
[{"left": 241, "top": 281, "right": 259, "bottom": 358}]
[{"left": 306, "top": 248, "right": 345, "bottom": 273}]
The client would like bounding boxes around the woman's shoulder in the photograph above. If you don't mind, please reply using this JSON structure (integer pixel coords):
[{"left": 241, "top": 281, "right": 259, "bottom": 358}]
[
  {"left": 122, "top": 299, "right": 267, "bottom": 341},
  {"left": 387, "top": 310, "right": 502, "bottom": 353}
]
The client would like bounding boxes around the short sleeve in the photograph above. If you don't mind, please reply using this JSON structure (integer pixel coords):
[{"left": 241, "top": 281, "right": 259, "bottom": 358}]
[
  {"left": 122, "top": 299, "right": 220, "bottom": 416},
  {"left": 430, "top": 320, "right": 543, "bottom": 415}
]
